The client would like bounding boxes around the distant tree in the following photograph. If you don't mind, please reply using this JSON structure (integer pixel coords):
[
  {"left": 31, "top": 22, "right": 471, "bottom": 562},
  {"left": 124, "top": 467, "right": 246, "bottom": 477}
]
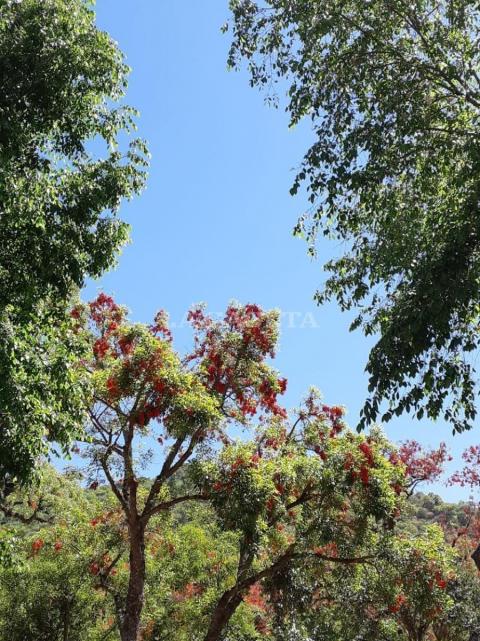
[
  {"left": 269, "top": 525, "right": 480, "bottom": 641},
  {"left": 0, "top": 466, "right": 111, "bottom": 641},
  {"left": 0, "top": 0, "right": 148, "bottom": 481},
  {"left": 227, "top": 0, "right": 480, "bottom": 433},
  {"left": 450, "top": 445, "right": 480, "bottom": 568}
]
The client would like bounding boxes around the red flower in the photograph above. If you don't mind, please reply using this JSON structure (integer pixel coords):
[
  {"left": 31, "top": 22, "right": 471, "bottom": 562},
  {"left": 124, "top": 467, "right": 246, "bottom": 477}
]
[
  {"left": 118, "top": 335, "right": 134, "bottom": 355},
  {"left": 31, "top": 538, "right": 44, "bottom": 555},
  {"left": 240, "top": 398, "right": 257, "bottom": 416},
  {"left": 93, "top": 337, "right": 109, "bottom": 359},
  {"left": 266, "top": 497, "right": 276, "bottom": 512},
  {"left": 313, "top": 542, "right": 338, "bottom": 558},
  {"left": 54, "top": 541, "right": 63, "bottom": 552},
  {"left": 275, "top": 482, "right": 285, "bottom": 495},
  {"left": 314, "top": 445, "right": 327, "bottom": 461},
  {"left": 245, "top": 583, "right": 267, "bottom": 610},
  {"left": 389, "top": 593, "right": 406, "bottom": 613},
  {"left": 359, "top": 466, "right": 370, "bottom": 485},
  {"left": 435, "top": 572, "right": 447, "bottom": 589},
  {"left": 392, "top": 483, "right": 403, "bottom": 495},
  {"left": 251, "top": 453, "right": 261, "bottom": 465},
  {"left": 358, "top": 442, "right": 374, "bottom": 466},
  {"left": 106, "top": 378, "right": 120, "bottom": 398},
  {"left": 214, "top": 381, "right": 227, "bottom": 395},
  {"left": 255, "top": 617, "right": 270, "bottom": 634}
]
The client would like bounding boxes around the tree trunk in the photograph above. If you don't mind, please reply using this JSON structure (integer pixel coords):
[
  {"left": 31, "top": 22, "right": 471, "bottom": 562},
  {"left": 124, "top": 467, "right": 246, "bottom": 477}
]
[
  {"left": 119, "top": 521, "right": 146, "bottom": 641},
  {"left": 62, "top": 597, "right": 72, "bottom": 641},
  {"left": 203, "top": 588, "right": 244, "bottom": 641},
  {"left": 471, "top": 543, "right": 480, "bottom": 570}
]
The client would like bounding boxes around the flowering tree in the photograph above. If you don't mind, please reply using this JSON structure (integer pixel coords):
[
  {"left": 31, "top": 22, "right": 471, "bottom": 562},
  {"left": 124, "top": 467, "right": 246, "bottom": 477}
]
[
  {"left": 259, "top": 451, "right": 478, "bottom": 641},
  {"left": 373, "top": 528, "right": 457, "bottom": 641},
  {"left": 292, "top": 527, "right": 460, "bottom": 641},
  {"left": 194, "top": 397, "right": 407, "bottom": 641},
  {"left": 0, "top": 466, "right": 114, "bottom": 641},
  {"left": 72, "top": 294, "right": 288, "bottom": 641},
  {"left": 396, "top": 440, "right": 451, "bottom": 495},
  {"left": 450, "top": 445, "right": 480, "bottom": 570}
]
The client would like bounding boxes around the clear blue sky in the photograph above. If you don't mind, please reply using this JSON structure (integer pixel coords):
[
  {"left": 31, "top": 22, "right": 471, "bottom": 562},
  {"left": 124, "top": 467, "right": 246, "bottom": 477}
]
[{"left": 84, "top": 0, "right": 478, "bottom": 501}]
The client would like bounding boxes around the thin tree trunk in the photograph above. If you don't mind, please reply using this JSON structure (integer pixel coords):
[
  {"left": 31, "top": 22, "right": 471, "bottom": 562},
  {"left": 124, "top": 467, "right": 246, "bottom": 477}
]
[
  {"left": 119, "top": 521, "right": 146, "bottom": 641},
  {"left": 62, "top": 597, "right": 72, "bottom": 641}
]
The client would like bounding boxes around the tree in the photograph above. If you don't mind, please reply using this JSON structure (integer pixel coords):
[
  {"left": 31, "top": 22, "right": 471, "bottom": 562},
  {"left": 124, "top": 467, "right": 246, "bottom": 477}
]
[
  {"left": 450, "top": 445, "right": 480, "bottom": 569},
  {"left": 267, "top": 527, "right": 459, "bottom": 641},
  {"left": 0, "top": 0, "right": 148, "bottom": 481},
  {"left": 71, "top": 293, "right": 407, "bottom": 641},
  {"left": 227, "top": 0, "right": 480, "bottom": 432},
  {"left": 0, "top": 466, "right": 113, "bottom": 641},
  {"left": 72, "top": 294, "right": 289, "bottom": 641}
]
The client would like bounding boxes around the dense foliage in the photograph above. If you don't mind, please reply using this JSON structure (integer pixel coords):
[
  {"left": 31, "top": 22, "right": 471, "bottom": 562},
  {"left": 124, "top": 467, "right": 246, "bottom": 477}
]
[
  {"left": 0, "top": 463, "right": 479, "bottom": 641},
  {"left": 227, "top": 0, "right": 480, "bottom": 433},
  {"left": 0, "top": 0, "right": 148, "bottom": 481}
]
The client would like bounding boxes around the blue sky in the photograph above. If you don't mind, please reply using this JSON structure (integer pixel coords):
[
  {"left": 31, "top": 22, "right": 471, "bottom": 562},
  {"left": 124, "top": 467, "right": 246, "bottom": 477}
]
[{"left": 84, "top": 0, "right": 478, "bottom": 501}]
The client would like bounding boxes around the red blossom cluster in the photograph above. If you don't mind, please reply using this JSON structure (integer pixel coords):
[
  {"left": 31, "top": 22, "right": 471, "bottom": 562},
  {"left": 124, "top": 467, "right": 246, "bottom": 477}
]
[
  {"left": 254, "top": 616, "right": 271, "bottom": 635},
  {"left": 358, "top": 442, "right": 374, "bottom": 466},
  {"left": 450, "top": 445, "right": 480, "bottom": 487},
  {"left": 212, "top": 452, "right": 264, "bottom": 494},
  {"left": 258, "top": 379, "right": 288, "bottom": 418},
  {"left": 353, "top": 441, "right": 376, "bottom": 486},
  {"left": 245, "top": 583, "right": 272, "bottom": 635},
  {"left": 31, "top": 538, "right": 63, "bottom": 556},
  {"left": 89, "top": 510, "right": 118, "bottom": 528},
  {"left": 186, "top": 303, "right": 287, "bottom": 420},
  {"left": 244, "top": 583, "right": 268, "bottom": 611},
  {"left": 88, "top": 553, "right": 117, "bottom": 577},
  {"left": 428, "top": 572, "right": 447, "bottom": 590},
  {"left": 187, "top": 306, "right": 209, "bottom": 329},
  {"left": 302, "top": 390, "right": 345, "bottom": 425},
  {"left": 263, "top": 429, "right": 287, "bottom": 451},
  {"left": 31, "top": 538, "right": 44, "bottom": 556},
  {"left": 342, "top": 440, "right": 377, "bottom": 486},
  {"left": 398, "top": 440, "right": 450, "bottom": 488},
  {"left": 313, "top": 542, "right": 338, "bottom": 558},
  {"left": 388, "top": 592, "right": 407, "bottom": 613},
  {"left": 172, "top": 582, "right": 204, "bottom": 602},
  {"left": 84, "top": 294, "right": 126, "bottom": 360},
  {"left": 150, "top": 310, "right": 172, "bottom": 342}
]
